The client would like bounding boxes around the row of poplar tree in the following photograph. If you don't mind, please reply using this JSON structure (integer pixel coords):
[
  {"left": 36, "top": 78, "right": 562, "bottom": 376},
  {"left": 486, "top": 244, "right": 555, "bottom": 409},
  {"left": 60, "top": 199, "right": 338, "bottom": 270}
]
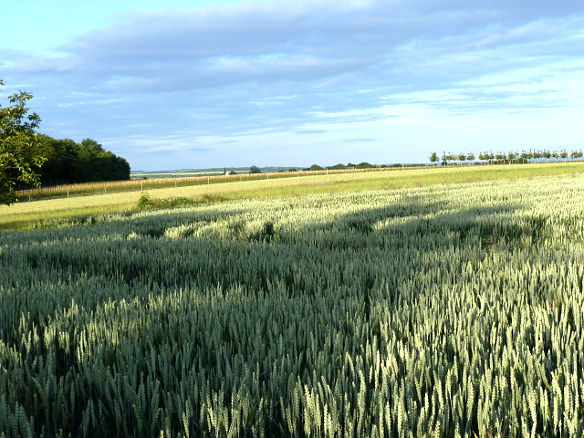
[{"left": 429, "top": 150, "right": 584, "bottom": 165}]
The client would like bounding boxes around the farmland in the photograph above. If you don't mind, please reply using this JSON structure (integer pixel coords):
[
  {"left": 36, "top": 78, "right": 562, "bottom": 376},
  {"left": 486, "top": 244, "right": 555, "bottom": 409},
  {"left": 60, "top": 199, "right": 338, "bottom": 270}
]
[
  {"left": 1, "top": 169, "right": 583, "bottom": 436},
  {"left": 3, "top": 161, "right": 584, "bottom": 231},
  {"left": 18, "top": 167, "right": 378, "bottom": 203}
]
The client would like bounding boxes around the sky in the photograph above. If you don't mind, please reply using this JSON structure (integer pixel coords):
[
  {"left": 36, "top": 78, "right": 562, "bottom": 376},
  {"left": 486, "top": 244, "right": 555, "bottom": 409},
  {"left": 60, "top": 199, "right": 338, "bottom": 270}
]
[{"left": 1, "top": 0, "right": 584, "bottom": 171}]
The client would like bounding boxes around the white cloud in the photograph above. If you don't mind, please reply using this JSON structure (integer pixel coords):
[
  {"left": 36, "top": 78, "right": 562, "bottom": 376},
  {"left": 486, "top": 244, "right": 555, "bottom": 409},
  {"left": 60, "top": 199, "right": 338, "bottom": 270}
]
[{"left": 3, "top": 0, "right": 584, "bottom": 169}]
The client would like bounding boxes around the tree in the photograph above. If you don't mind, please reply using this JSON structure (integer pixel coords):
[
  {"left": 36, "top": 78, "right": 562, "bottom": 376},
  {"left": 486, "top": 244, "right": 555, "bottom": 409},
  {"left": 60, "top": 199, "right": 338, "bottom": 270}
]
[
  {"left": 441, "top": 152, "right": 449, "bottom": 165},
  {"left": 429, "top": 152, "right": 439, "bottom": 165},
  {"left": 0, "top": 80, "right": 46, "bottom": 204},
  {"left": 74, "top": 138, "right": 129, "bottom": 182},
  {"left": 466, "top": 152, "right": 475, "bottom": 162},
  {"left": 494, "top": 152, "right": 506, "bottom": 162},
  {"left": 37, "top": 136, "right": 77, "bottom": 185},
  {"left": 249, "top": 165, "right": 262, "bottom": 174}
]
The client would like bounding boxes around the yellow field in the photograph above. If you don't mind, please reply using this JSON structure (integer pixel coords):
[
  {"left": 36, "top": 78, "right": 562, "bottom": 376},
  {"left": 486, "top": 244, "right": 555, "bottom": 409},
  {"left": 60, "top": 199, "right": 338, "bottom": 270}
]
[{"left": 2, "top": 162, "right": 584, "bottom": 230}]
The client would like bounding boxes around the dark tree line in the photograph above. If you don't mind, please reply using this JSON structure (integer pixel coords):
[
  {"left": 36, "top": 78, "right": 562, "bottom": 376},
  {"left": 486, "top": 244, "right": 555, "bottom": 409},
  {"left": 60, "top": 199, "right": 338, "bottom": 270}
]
[
  {"left": 34, "top": 135, "right": 130, "bottom": 186},
  {"left": 2, "top": 78, "right": 130, "bottom": 203}
]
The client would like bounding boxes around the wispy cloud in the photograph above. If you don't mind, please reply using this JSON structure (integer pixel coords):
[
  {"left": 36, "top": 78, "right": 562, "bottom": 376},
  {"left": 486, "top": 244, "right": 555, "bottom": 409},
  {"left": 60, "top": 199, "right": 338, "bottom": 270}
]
[{"left": 3, "top": 0, "right": 584, "bottom": 169}]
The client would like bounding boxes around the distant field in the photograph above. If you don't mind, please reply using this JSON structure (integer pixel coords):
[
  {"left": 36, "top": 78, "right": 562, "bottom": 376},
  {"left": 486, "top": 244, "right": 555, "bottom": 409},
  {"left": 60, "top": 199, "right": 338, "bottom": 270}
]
[
  {"left": 131, "top": 170, "right": 224, "bottom": 179},
  {"left": 17, "top": 166, "right": 393, "bottom": 202},
  {"left": 131, "top": 166, "right": 297, "bottom": 178},
  {"left": 3, "top": 162, "right": 584, "bottom": 230}
]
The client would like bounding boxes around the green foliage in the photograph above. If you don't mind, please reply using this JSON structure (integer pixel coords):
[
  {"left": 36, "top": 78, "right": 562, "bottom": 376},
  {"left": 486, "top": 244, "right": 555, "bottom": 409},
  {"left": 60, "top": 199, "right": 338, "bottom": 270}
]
[
  {"left": 308, "top": 164, "right": 324, "bottom": 171},
  {"left": 0, "top": 80, "right": 46, "bottom": 204},
  {"left": 136, "top": 191, "right": 153, "bottom": 208},
  {"left": 37, "top": 135, "right": 130, "bottom": 185},
  {"left": 249, "top": 165, "right": 262, "bottom": 174},
  {"left": 1, "top": 175, "right": 584, "bottom": 436},
  {"left": 136, "top": 192, "right": 227, "bottom": 210},
  {"left": 1, "top": 81, "right": 128, "bottom": 201}
]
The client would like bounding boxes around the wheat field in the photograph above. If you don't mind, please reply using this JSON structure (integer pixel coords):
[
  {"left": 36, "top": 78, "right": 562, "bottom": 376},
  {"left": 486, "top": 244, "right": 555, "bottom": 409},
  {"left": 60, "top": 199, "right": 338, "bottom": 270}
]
[{"left": 1, "top": 173, "right": 583, "bottom": 436}]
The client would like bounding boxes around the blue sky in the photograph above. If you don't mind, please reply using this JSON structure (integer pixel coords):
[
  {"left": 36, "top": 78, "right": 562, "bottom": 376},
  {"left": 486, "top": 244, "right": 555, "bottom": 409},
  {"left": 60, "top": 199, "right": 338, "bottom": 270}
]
[{"left": 2, "top": 0, "right": 584, "bottom": 170}]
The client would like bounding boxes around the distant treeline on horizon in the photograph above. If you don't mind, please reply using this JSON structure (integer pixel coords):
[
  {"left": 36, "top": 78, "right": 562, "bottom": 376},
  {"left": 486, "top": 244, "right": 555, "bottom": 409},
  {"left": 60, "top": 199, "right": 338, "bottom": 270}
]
[
  {"left": 245, "top": 163, "right": 396, "bottom": 173},
  {"left": 431, "top": 149, "right": 584, "bottom": 164}
]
